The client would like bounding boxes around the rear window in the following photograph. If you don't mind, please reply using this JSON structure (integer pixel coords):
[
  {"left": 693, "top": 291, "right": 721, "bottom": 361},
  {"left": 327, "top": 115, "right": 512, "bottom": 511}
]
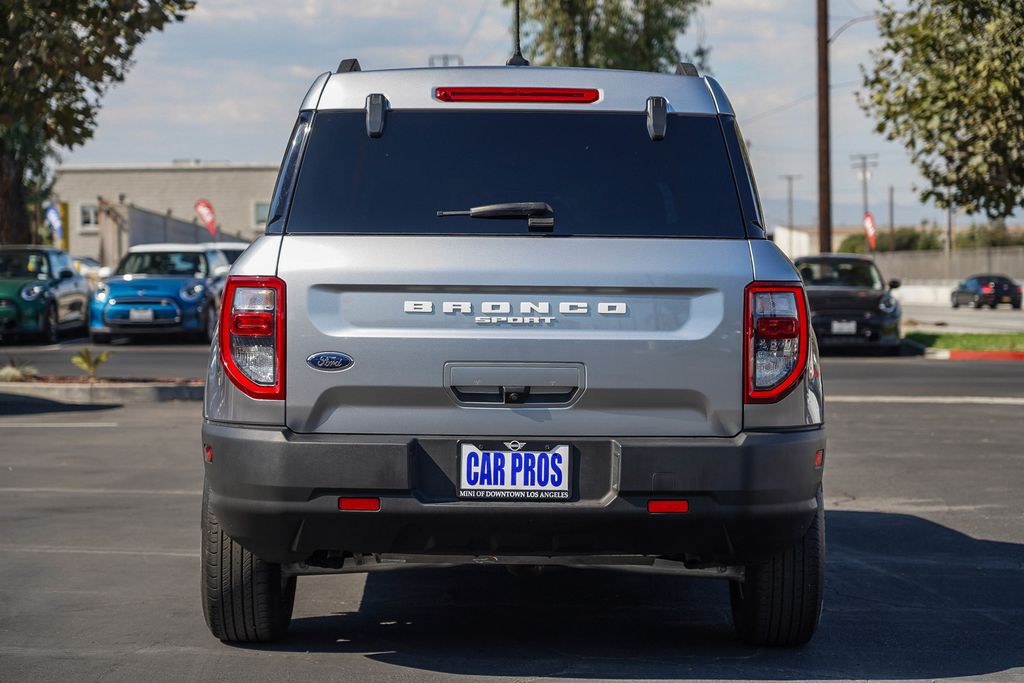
[{"left": 287, "top": 111, "right": 744, "bottom": 238}]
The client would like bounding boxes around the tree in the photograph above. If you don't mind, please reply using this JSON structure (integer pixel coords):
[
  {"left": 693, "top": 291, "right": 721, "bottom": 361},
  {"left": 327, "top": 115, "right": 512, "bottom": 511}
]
[
  {"left": 837, "top": 226, "right": 943, "bottom": 253},
  {"left": 506, "top": 0, "right": 710, "bottom": 73},
  {"left": 0, "top": 1, "right": 195, "bottom": 244},
  {"left": 859, "top": 1, "right": 1024, "bottom": 220}
]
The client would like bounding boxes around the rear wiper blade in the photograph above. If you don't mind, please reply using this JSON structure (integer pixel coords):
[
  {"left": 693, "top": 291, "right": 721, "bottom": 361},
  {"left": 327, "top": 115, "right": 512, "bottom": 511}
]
[{"left": 436, "top": 202, "right": 554, "bottom": 232}]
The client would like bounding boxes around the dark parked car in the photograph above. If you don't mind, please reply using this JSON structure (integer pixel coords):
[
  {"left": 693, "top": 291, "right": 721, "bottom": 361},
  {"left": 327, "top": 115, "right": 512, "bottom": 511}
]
[
  {"left": 0, "top": 246, "right": 90, "bottom": 343},
  {"left": 794, "top": 254, "right": 901, "bottom": 351},
  {"left": 951, "top": 274, "right": 1021, "bottom": 309}
]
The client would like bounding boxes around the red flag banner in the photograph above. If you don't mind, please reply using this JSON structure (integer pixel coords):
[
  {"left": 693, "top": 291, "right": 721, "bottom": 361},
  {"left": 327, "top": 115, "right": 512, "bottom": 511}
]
[
  {"left": 863, "top": 211, "right": 877, "bottom": 251},
  {"left": 194, "top": 199, "right": 217, "bottom": 236}
]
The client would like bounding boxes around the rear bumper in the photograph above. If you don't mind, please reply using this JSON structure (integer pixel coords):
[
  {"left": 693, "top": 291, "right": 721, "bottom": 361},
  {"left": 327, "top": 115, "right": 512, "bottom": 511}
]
[{"left": 202, "top": 423, "right": 826, "bottom": 566}]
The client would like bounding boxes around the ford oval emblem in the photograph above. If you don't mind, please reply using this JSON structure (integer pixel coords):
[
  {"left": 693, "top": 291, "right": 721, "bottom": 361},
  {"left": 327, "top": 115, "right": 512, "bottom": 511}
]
[{"left": 306, "top": 352, "right": 354, "bottom": 372}]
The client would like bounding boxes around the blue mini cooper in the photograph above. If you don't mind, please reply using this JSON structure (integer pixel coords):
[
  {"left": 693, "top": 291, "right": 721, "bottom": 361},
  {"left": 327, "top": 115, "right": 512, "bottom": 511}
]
[{"left": 89, "top": 244, "right": 230, "bottom": 343}]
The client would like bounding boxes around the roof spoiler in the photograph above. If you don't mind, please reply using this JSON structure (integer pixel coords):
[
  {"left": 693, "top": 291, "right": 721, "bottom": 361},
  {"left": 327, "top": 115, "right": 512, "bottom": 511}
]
[
  {"left": 675, "top": 63, "right": 699, "bottom": 77},
  {"left": 336, "top": 58, "right": 361, "bottom": 74}
]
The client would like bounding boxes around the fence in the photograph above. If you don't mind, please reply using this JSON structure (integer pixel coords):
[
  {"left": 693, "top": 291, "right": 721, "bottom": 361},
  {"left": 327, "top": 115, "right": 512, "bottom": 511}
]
[
  {"left": 873, "top": 246, "right": 1024, "bottom": 283},
  {"left": 97, "top": 200, "right": 245, "bottom": 266}
]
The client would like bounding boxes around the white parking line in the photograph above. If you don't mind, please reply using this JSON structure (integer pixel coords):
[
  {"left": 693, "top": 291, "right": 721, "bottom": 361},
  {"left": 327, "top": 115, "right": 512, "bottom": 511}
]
[
  {"left": 0, "top": 487, "right": 199, "bottom": 496},
  {"left": 829, "top": 395, "right": 1024, "bottom": 406},
  {"left": 0, "top": 544, "right": 198, "bottom": 558},
  {"left": 0, "top": 422, "right": 119, "bottom": 428}
]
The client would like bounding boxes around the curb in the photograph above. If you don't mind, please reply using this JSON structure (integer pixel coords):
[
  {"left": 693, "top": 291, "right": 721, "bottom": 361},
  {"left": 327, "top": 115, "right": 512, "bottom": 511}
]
[
  {"left": 0, "top": 381, "right": 204, "bottom": 405},
  {"left": 923, "top": 348, "right": 1024, "bottom": 361}
]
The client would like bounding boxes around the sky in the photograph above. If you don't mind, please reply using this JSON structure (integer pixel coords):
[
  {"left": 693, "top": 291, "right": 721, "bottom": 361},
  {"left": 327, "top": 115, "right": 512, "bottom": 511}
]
[{"left": 62, "top": 0, "right": 969, "bottom": 227}]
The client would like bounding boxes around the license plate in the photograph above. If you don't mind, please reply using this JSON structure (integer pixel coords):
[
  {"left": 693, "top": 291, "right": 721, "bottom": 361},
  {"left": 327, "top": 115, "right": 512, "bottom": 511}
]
[
  {"left": 1002, "top": 296, "right": 1011, "bottom": 303},
  {"left": 458, "top": 442, "right": 570, "bottom": 500},
  {"left": 830, "top": 320, "right": 857, "bottom": 335},
  {"left": 129, "top": 308, "right": 154, "bottom": 322}
]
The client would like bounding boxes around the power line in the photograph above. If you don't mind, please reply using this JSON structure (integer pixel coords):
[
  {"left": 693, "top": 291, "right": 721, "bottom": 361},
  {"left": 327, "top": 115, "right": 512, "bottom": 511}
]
[{"left": 744, "top": 80, "right": 859, "bottom": 125}]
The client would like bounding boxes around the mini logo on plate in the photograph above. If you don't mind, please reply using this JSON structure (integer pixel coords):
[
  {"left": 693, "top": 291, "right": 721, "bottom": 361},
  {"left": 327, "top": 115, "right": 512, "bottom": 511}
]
[
  {"left": 504, "top": 440, "right": 527, "bottom": 451},
  {"left": 306, "top": 352, "right": 354, "bottom": 372}
]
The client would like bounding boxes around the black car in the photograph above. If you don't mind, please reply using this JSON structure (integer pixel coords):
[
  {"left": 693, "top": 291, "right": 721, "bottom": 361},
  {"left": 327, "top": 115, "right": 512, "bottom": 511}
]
[
  {"left": 951, "top": 274, "right": 1022, "bottom": 310},
  {"left": 794, "top": 254, "right": 901, "bottom": 351}
]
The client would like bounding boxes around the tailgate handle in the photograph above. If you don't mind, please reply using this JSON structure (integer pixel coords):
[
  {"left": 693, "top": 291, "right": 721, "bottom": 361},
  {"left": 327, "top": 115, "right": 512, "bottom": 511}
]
[{"left": 446, "top": 364, "right": 583, "bottom": 406}]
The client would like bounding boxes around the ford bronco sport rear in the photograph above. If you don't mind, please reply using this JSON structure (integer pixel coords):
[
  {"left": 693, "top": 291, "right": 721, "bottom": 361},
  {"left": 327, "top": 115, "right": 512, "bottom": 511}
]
[{"left": 201, "top": 60, "right": 826, "bottom": 647}]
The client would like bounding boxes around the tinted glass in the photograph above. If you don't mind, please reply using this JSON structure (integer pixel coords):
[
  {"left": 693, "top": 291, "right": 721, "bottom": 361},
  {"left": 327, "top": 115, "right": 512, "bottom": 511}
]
[
  {"left": 117, "top": 252, "right": 207, "bottom": 277},
  {"left": 288, "top": 111, "right": 744, "bottom": 237},
  {"left": 220, "top": 249, "right": 245, "bottom": 264},
  {"left": 796, "top": 259, "right": 883, "bottom": 289},
  {"left": 0, "top": 250, "right": 50, "bottom": 278},
  {"left": 978, "top": 275, "right": 1013, "bottom": 286}
]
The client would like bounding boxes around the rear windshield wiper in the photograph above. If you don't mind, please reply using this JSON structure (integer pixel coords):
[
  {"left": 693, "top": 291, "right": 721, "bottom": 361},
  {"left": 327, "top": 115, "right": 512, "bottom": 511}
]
[{"left": 436, "top": 202, "right": 554, "bottom": 232}]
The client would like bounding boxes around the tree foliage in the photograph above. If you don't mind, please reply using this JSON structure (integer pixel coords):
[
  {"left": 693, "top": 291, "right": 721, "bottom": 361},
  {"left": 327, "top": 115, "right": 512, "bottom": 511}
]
[
  {"left": 859, "top": 1, "right": 1024, "bottom": 219},
  {"left": 0, "top": 0, "right": 194, "bottom": 243},
  {"left": 955, "top": 220, "right": 1024, "bottom": 249},
  {"left": 506, "top": 0, "right": 709, "bottom": 73},
  {"left": 838, "top": 226, "right": 944, "bottom": 253}
]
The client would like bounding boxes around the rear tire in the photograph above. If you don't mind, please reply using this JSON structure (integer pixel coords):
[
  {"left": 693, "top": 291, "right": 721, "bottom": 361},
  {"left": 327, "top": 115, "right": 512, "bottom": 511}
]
[
  {"left": 201, "top": 480, "right": 295, "bottom": 643},
  {"left": 951, "top": 298, "right": 959, "bottom": 309},
  {"left": 730, "top": 488, "right": 824, "bottom": 647}
]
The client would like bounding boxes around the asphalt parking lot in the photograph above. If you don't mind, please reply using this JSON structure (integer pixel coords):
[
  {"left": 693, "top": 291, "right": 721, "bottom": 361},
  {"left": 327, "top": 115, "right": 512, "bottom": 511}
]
[{"left": 1, "top": 357, "right": 1023, "bottom": 682}]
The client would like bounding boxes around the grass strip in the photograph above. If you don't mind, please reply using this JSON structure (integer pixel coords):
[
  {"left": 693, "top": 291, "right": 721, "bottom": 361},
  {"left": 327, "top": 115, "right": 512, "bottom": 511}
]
[{"left": 906, "top": 332, "right": 1024, "bottom": 351}]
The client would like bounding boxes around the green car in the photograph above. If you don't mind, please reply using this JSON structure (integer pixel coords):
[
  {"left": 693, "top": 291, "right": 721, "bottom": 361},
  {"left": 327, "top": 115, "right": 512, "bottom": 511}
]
[{"left": 0, "top": 246, "right": 91, "bottom": 343}]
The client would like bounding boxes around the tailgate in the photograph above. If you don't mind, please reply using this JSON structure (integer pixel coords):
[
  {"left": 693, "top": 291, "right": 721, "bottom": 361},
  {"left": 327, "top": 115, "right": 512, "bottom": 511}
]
[{"left": 278, "top": 235, "right": 752, "bottom": 437}]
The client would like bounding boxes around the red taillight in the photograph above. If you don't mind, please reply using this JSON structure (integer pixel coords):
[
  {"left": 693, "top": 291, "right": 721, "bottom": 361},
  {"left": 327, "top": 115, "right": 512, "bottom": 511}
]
[
  {"left": 230, "top": 311, "right": 274, "bottom": 336},
  {"left": 648, "top": 499, "right": 689, "bottom": 513},
  {"left": 744, "top": 283, "right": 808, "bottom": 404},
  {"left": 204, "top": 444, "right": 214, "bottom": 463},
  {"left": 756, "top": 317, "right": 799, "bottom": 339},
  {"left": 434, "top": 86, "right": 600, "bottom": 104},
  {"left": 219, "top": 276, "right": 285, "bottom": 401},
  {"left": 339, "top": 497, "right": 380, "bottom": 511},
  {"left": 981, "top": 284, "right": 994, "bottom": 294},
  {"left": 814, "top": 449, "right": 824, "bottom": 468}
]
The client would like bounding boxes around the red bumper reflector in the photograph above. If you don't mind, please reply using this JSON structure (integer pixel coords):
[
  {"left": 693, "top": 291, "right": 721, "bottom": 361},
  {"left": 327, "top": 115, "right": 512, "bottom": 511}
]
[
  {"left": 648, "top": 499, "right": 689, "bottom": 513},
  {"left": 815, "top": 449, "right": 824, "bottom": 468},
  {"left": 203, "top": 444, "right": 214, "bottom": 463},
  {"left": 434, "top": 86, "right": 600, "bottom": 104},
  {"left": 338, "top": 497, "right": 380, "bottom": 512}
]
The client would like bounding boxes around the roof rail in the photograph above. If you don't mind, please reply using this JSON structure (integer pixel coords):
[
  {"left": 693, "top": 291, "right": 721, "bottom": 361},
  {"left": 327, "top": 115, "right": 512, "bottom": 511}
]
[
  {"left": 336, "top": 58, "right": 361, "bottom": 74},
  {"left": 675, "top": 63, "right": 699, "bottom": 77}
]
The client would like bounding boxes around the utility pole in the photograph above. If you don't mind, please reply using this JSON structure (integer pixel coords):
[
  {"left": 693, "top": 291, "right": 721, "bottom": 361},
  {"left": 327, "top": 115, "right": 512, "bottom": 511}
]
[
  {"left": 888, "top": 185, "right": 895, "bottom": 253},
  {"left": 778, "top": 174, "right": 802, "bottom": 259},
  {"left": 780, "top": 174, "right": 802, "bottom": 229},
  {"left": 850, "top": 153, "right": 879, "bottom": 218},
  {"left": 816, "top": 0, "right": 831, "bottom": 254}
]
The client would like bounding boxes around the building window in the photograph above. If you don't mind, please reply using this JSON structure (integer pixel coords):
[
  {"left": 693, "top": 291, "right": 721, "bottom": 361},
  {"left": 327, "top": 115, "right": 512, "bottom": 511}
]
[
  {"left": 80, "top": 204, "right": 99, "bottom": 233},
  {"left": 254, "top": 202, "right": 271, "bottom": 230}
]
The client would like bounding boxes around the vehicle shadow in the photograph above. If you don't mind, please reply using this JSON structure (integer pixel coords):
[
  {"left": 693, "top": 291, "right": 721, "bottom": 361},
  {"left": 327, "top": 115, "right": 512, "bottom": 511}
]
[
  {"left": 247, "top": 511, "right": 1024, "bottom": 680},
  {"left": 0, "top": 394, "right": 121, "bottom": 415}
]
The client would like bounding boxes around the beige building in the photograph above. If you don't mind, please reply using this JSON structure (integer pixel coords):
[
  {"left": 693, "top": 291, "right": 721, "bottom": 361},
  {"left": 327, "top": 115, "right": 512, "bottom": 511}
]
[{"left": 54, "top": 161, "right": 278, "bottom": 258}]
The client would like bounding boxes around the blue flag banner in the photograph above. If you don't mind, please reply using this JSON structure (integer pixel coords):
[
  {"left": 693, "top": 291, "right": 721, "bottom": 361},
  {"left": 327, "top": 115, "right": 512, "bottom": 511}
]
[{"left": 45, "top": 205, "right": 63, "bottom": 241}]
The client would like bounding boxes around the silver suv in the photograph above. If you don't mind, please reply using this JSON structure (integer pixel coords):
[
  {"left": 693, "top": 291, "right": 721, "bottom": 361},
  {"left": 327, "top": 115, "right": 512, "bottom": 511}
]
[{"left": 200, "top": 59, "right": 826, "bottom": 647}]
